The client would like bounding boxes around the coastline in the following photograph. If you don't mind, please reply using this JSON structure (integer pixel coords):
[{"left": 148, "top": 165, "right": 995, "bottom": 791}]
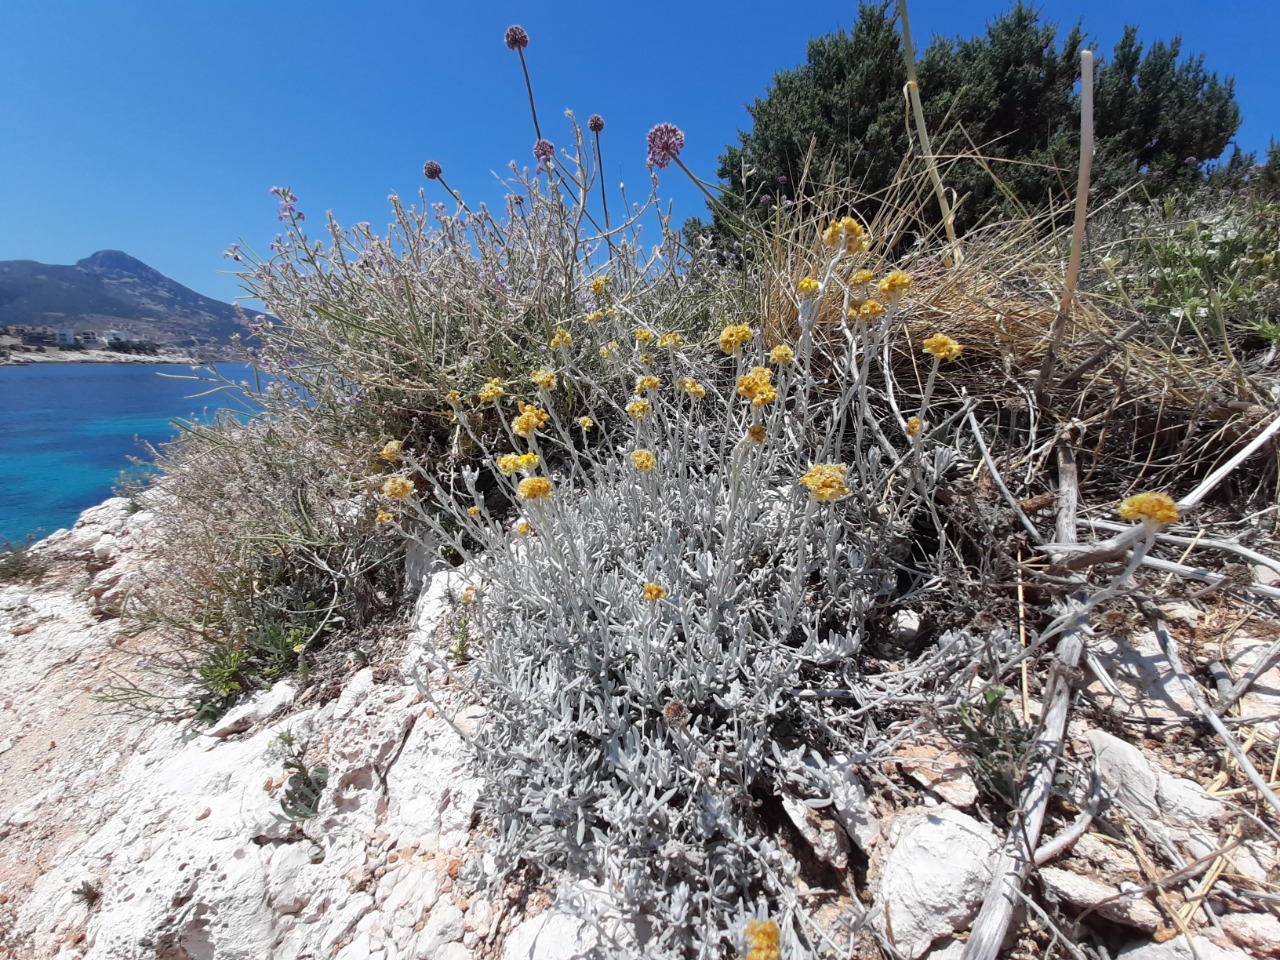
[{"left": 0, "top": 350, "right": 207, "bottom": 366}]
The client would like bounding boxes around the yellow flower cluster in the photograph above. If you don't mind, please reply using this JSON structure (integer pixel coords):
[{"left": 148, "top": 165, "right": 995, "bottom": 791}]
[
  {"left": 849, "top": 268, "right": 874, "bottom": 287},
  {"left": 799, "top": 463, "right": 849, "bottom": 502},
  {"left": 879, "top": 270, "right": 913, "bottom": 301},
  {"left": 590, "top": 276, "right": 608, "bottom": 295},
  {"left": 744, "top": 919, "right": 780, "bottom": 960},
  {"left": 578, "top": 416, "right": 594, "bottom": 431},
  {"left": 798, "top": 277, "right": 821, "bottom": 298},
  {"left": 598, "top": 340, "right": 618, "bottom": 359},
  {"left": 634, "top": 374, "right": 661, "bottom": 394},
  {"left": 1118, "top": 491, "right": 1181, "bottom": 526},
  {"left": 736, "top": 366, "right": 777, "bottom": 407},
  {"left": 531, "top": 368, "right": 556, "bottom": 390},
  {"left": 768, "top": 344, "right": 794, "bottom": 366},
  {"left": 631, "top": 449, "right": 657, "bottom": 473},
  {"left": 634, "top": 328, "right": 656, "bottom": 345},
  {"left": 677, "top": 377, "right": 707, "bottom": 399},
  {"left": 549, "top": 327, "right": 572, "bottom": 349},
  {"left": 658, "top": 332, "right": 683, "bottom": 349},
  {"left": 512, "top": 402, "right": 551, "bottom": 439},
  {"left": 905, "top": 416, "right": 923, "bottom": 438},
  {"left": 382, "top": 477, "right": 414, "bottom": 500},
  {"left": 460, "top": 585, "right": 477, "bottom": 605},
  {"left": 643, "top": 582, "right": 667, "bottom": 602},
  {"left": 375, "top": 509, "right": 394, "bottom": 524},
  {"left": 497, "top": 452, "right": 541, "bottom": 476},
  {"left": 445, "top": 389, "right": 461, "bottom": 404},
  {"left": 626, "top": 398, "right": 652, "bottom": 420},
  {"left": 380, "top": 439, "right": 403, "bottom": 462},
  {"left": 747, "top": 424, "right": 766, "bottom": 444},
  {"left": 639, "top": 352, "right": 654, "bottom": 366},
  {"left": 849, "top": 300, "right": 885, "bottom": 321},
  {"left": 515, "top": 520, "right": 532, "bottom": 537},
  {"left": 478, "top": 378, "right": 505, "bottom": 402},
  {"left": 822, "top": 216, "right": 870, "bottom": 253},
  {"left": 585, "top": 310, "right": 604, "bottom": 324},
  {"left": 719, "top": 323, "right": 754, "bottom": 354},
  {"left": 922, "top": 333, "right": 963, "bottom": 361},
  {"left": 467, "top": 505, "right": 481, "bottom": 516},
  {"left": 516, "top": 476, "right": 553, "bottom": 501}
]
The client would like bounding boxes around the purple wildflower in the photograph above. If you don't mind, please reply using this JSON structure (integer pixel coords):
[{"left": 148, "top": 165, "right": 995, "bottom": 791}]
[
  {"left": 504, "top": 25, "right": 529, "bottom": 50},
  {"left": 423, "top": 160, "right": 443, "bottom": 180},
  {"left": 588, "top": 114, "right": 605, "bottom": 133},
  {"left": 646, "top": 122, "right": 685, "bottom": 170},
  {"left": 222, "top": 243, "right": 242, "bottom": 263},
  {"left": 533, "top": 139, "right": 555, "bottom": 162}
]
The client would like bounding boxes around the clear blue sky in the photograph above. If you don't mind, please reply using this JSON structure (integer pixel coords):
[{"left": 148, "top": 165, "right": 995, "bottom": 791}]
[{"left": 1, "top": 1, "right": 1275, "bottom": 307}]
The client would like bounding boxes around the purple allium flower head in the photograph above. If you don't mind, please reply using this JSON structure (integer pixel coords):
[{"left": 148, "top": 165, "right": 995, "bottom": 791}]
[
  {"left": 588, "top": 114, "right": 605, "bottom": 133},
  {"left": 646, "top": 122, "right": 685, "bottom": 170},
  {"left": 505, "top": 25, "right": 529, "bottom": 50},
  {"left": 423, "top": 160, "right": 443, "bottom": 180},
  {"left": 533, "top": 139, "right": 555, "bottom": 162}
]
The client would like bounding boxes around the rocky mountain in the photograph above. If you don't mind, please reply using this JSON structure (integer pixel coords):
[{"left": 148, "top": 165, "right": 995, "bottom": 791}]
[{"left": 0, "top": 251, "right": 243, "bottom": 346}]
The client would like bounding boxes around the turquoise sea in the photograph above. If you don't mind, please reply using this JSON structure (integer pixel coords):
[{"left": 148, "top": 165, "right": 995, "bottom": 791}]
[{"left": 0, "top": 362, "right": 254, "bottom": 544}]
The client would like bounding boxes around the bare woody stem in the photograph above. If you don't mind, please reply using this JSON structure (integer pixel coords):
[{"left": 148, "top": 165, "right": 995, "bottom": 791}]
[{"left": 593, "top": 131, "right": 611, "bottom": 231}]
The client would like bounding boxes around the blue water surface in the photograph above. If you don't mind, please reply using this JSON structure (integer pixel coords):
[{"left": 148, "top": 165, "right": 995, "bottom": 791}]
[{"left": 0, "top": 362, "right": 255, "bottom": 543}]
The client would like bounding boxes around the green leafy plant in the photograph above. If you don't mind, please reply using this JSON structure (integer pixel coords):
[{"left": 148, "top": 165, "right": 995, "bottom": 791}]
[
  {"left": 271, "top": 731, "right": 329, "bottom": 824},
  {"left": 956, "top": 685, "right": 1038, "bottom": 808},
  {"left": 0, "top": 536, "right": 47, "bottom": 584}
]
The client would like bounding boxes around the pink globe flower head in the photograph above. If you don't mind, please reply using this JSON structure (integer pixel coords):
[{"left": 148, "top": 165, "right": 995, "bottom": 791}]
[
  {"left": 504, "top": 25, "right": 529, "bottom": 50},
  {"left": 646, "top": 123, "right": 685, "bottom": 170},
  {"left": 588, "top": 114, "right": 605, "bottom": 133},
  {"left": 533, "top": 139, "right": 555, "bottom": 163}
]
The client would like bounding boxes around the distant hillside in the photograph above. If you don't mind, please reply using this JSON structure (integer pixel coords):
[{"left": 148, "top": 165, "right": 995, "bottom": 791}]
[{"left": 0, "top": 251, "right": 243, "bottom": 346}]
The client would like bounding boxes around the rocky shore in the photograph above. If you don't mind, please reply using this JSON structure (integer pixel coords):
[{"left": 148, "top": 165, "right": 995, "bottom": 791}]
[
  {"left": 0, "top": 350, "right": 204, "bottom": 366},
  {"left": 2, "top": 499, "right": 1278, "bottom": 959}
]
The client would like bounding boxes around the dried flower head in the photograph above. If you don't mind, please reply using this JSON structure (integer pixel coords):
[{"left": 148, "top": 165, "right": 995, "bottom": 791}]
[
  {"left": 905, "top": 416, "right": 923, "bottom": 438},
  {"left": 719, "top": 323, "right": 754, "bottom": 354},
  {"left": 516, "top": 476, "right": 553, "bottom": 501},
  {"left": 549, "top": 327, "right": 572, "bottom": 349},
  {"left": 638, "top": 352, "right": 654, "bottom": 366},
  {"left": 631, "top": 449, "right": 657, "bottom": 473},
  {"left": 578, "top": 416, "right": 594, "bottom": 431},
  {"left": 849, "top": 268, "right": 874, "bottom": 287},
  {"left": 633, "top": 327, "right": 656, "bottom": 345},
  {"left": 922, "top": 333, "right": 963, "bottom": 361},
  {"left": 380, "top": 439, "right": 403, "bottom": 462},
  {"left": 822, "top": 216, "right": 869, "bottom": 252},
  {"left": 646, "top": 122, "right": 685, "bottom": 169},
  {"left": 504, "top": 24, "right": 529, "bottom": 50},
  {"left": 533, "top": 139, "right": 555, "bottom": 163},
  {"left": 799, "top": 463, "right": 849, "bottom": 502},
  {"left": 798, "top": 277, "right": 820, "bottom": 298},
  {"left": 460, "top": 585, "right": 477, "bottom": 605},
  {"left": 634, "top": 374, "right": 661, "bottom": 395},
  {"left": 588, "top": 114, "right": 605, "bottom": 133},
  {"left": 859, "top": 300, "right": 886, "bottom": 320},
  {"left": 747, "top": 424, "right": 766, "bottom": 443},
  {"left": 375, "top": 508, "right": 393, "bottom": 524},
  {"left": 677, "top": 376, "right": 706, "bottom": 399},
  {"left": 879, "top": 270, "right": 913, "bottom": 301},
  {"left": 736, "top": 366, "right": 776, "bottom": 407},
  {"left": 643, "top": 582, "right": 667, "bottom": 602},
  {"left": 512, "top": 402, "right": 550, "bottom": 439},
  {"left": 663, "top": 699, "right": 689, "bottom": 728},
  {"left": 422, "top": 160, "right": 443, "bottom": 180},
  {"left": 590, "top": 276, "right": 608, "bottom": 296},
  {"left": 382, "top": 477, "right": 414, "bottom": 500},
  {"left": 658, "top": 332, "right": 684, "bottom": 350},
  {"left": 1118, "top": 491, "right": 1181, "bottom": 526},
  {"left": 530, "top": 368, "right": 556, "bottom": 390},
  {"left": 769, "top": 344, "right": 794, "bottom": 365},
  {"left": 626, "top": 398, "right": 653, "bottom": 420},
  {"left": 478, "top": 378, "right": 505, "bottom": 402},
  {"left": 497, "top": 452, "right": 541, "bottom": 476},
  {"left": 445, "top": 389, "right": 461, "bottom": 404},
  {"left": 745, "top": 919, "right": 780, "bottom": 960}
]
